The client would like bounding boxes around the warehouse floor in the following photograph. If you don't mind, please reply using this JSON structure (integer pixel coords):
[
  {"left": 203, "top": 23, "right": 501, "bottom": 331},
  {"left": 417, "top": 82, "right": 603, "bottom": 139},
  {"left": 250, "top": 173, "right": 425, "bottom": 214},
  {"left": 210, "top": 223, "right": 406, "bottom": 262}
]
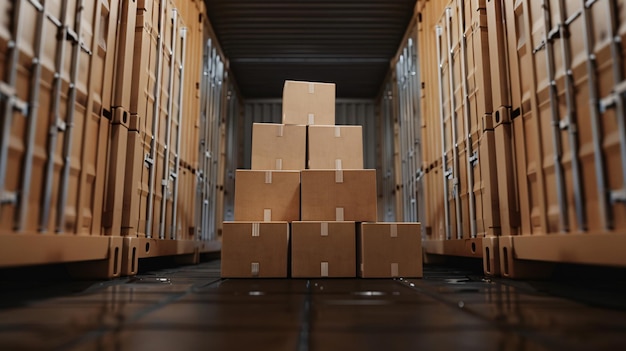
[{"left": 1, "top": 259, "right": 626, "bottom": 350}]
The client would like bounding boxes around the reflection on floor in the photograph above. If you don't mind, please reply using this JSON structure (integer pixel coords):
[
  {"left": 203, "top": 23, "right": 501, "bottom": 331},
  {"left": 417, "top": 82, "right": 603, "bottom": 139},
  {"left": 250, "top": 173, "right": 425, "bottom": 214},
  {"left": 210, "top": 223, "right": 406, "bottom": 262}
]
[{"left": 1, "top": 259, "right": 626, "bottom": 350}]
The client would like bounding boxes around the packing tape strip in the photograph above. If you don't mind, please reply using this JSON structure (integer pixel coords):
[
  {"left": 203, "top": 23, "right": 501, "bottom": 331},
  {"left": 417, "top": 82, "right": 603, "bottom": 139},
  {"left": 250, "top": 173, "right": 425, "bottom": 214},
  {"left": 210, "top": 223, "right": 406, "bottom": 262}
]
[
  {"left": 390, "top": 224, "right": 398, "bottom": 238},
  {"left": 251, "top": 222, "right": 260, "bottom": 237},
  {"left": 320, "top": 222, "right": 329, "bottom": 236},
  {"left": 308, "top": 114, "right": 315, "bottom": 125},
  {"left": 321, "top": 262, "right": 329, "bottom": 277},
  {"left": 308, "top": 83, "right": 315, "bottom": 94},
  {"left": 265, "top": 171, "right": 272, "bottom": 184},
  {"left": 336, "top": 207, "right": 344, "bottom": 221},
  {"left": 335, "top": 160, "right": 343, "bottom": 183},
  {"left": 276, "top": 124, "right": 284, "bottom": 137},
  {"left": 334, "top": 126, "right": 341, "bottom": 137},
  {"left": 263, "top": 209, "right": 272, "bottom": 222},
  {"left": 275, "top": 158, "right": 283, "bottom": 170},
  {"left": 251, "top": 262, "right": 260, "bottom": 277},
  {"left": 391, "top": 263, "right": 399, "bottom": 277},
  {"left": 335, "top": 171, "right": 343, "bottom": 183}
]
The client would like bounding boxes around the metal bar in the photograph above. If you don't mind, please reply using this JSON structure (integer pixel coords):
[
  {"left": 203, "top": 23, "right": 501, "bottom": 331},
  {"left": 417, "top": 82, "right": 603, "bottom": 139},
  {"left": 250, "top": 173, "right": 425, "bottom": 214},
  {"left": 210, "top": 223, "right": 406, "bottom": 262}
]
[
  {"left": 581, "top": 0, "right": 611, "bottom": 229},
  {"left": 171, "top": 27, "right": 187, "bottom": 240},
  {"left": 405, "top": 47, "right": 413, "bottom": 223},
  {"left": 145, "top": 0, "right": 167, "bottom": 239},
  {"left": 56, "top": 0, "right": 85, "bottom": 232},
  {"left": 387, "top": 88, "right": 397, "bottom": 221},
  {"left": 445, "top": 7, "right": 463, "bottom": 239},
  {"left": 436, "top": 25, "right": 452, "bottom": 240},
  {"left": 405, "top": 42, "right": 417, "bottom": 222},
  {"left": 201, "top": 42, "right": 214, "bottom": 241},
  {"left": 412, "top": 34, "right": 425, "bottom": 229},
  {"left": 41, "top": 0, "right": 69, "bottom": 231},
  {"left": 409, "top": 38, "right": 420, "bottom": 223},
  {"left": 203, "top": 48, "right": 214, "bottom": 241},
  {"left": 195, "top": 39, "right": 211, "bottom": 241},
  {"left": 541, "top": 0, "right": 569, "bottom": 232},
  {"left": 17, "top": 0, "right": 47, "bottom": 231},
  {"left": 0, "top": 1, "right": 25, "bottom": 209},
  {"left": 457, "top": 0, "right": 477, "bottom": 238},
  {"left": 159, "top": 9, "right": 178, "bottom": 240},
  {"left": 556, "top": 0, "right": 586, "bottom": 231},
  {"left": 402, "top": 55, "right": 411, "bottom": 222},
  {"left": 393, "top": 58, "right": 403, "bottom": 220},
  {"left": 606, "top": 0, "right": 626, "bottom": 205},
  {"left": 208, "top": 58, "right": 224, "bottom": 241}
]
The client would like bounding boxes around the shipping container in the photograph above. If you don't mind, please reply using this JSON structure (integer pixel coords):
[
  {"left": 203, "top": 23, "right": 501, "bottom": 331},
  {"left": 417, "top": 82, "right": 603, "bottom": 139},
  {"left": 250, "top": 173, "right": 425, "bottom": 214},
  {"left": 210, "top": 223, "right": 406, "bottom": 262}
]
[
  {"left": 0, "top": 0, "right": 124, "bottom": 276},
  {"left": 0, "top": 0, "right": 227, "bottom": 276},
  {"left": 2, "top": 0, "right": 626, "bottom": 279},
  {"left": 486, "top": 0, "right": 626, "bottom": 277}
]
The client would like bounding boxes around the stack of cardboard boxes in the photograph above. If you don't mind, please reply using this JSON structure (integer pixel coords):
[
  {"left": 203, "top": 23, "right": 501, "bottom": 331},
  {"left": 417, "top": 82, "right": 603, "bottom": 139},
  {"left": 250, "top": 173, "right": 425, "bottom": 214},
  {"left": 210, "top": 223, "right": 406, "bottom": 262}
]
[{"left": 221, "top": 81, "right": 422, "bottom": 278}]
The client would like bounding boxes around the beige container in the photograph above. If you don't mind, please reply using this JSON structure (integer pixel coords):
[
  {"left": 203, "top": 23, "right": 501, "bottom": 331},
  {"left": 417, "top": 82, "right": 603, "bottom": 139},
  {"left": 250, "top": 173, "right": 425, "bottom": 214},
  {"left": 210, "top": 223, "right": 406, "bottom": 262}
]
[
  {"left": 173, "top": 0, "right": 203, "bottom": 169},
  {"left": 307, "top": 125, "right": 364, "bottom": 170},
  {"left": 0, "top": 0, "right": 126, "bottom": 274},
  {"left": 486, "top": 0, "right": 626, "bottom": 274},
  {"left": 234, "top": 170, "right": 301, "bottom": 222},
  {"left": 282, "top": 80, "right": 335, "bottom": 125},
  {"left": 359, "top": 222, "right": 423, "bottom": 278},
  {"left": 121, "top": 0, "right": 189, "bottom": 240},
  {"left": 0, "top": 0, "right": 119, "bottom": 236},
  {"left": 251, "top": 123, "right": 306, "bottom": 170},
  {"left": 300, "top": 169, "right": 377, "bottom": 222},
  {"left": 221, "top": 221, "right": 290, "bottom": 278},
  {"left": 416, "top": 0, "right": 499, "bottom": 257},
  {"left": 291, "top": 221, "right": 356, "bottom": 278}
]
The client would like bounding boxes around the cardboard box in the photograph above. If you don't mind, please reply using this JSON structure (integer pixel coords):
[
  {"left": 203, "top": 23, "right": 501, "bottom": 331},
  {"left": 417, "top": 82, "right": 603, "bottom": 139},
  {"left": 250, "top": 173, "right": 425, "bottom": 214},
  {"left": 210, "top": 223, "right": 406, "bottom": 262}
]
[
  {"left": 282, "top": 80, "right": 335, "bottom": 125},
  {"left": 308, "top": 125, "right": 363, "bottom": 169},
  {"left": 251, "top": 123, "right": 306, "bottom": 170},
  {"left": 359, "top": 222, "right": 422, "bottom": 278},
  {"left": 234, "top": 170, "right": 300, "bottom": 222},
  {"left": 221, "top": 221, "right": 290, "bottom": 278},
  {"left": 301, "top": 170, "right": 377, "bottom": 222},
  {"left": 291, "top": 221, "right": 356, "bottom": 278}
]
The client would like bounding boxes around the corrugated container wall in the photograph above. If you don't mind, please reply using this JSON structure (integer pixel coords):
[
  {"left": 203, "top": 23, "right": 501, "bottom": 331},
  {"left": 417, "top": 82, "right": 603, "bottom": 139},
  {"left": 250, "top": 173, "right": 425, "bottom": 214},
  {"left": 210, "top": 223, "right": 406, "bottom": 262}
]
[
  {"left": 0, "top": 0, "right": 230, "bottom": 276},
  {"left": 486, "top": 0, "right": 626, "bottom": 277},
  {"left": 384, "top": 0, "right": 626, "bottom": 276}
]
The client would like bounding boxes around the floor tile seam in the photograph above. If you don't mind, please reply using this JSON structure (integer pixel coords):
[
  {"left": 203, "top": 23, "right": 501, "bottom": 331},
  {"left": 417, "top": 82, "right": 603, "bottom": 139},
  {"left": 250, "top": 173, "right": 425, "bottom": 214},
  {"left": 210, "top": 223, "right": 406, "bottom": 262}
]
[
  {"left": 53, "top": 279, "right": 223, "bottom": 351},
  {"left": 296, "top": 280, "right": 312, "bottom": 351},
  {"left": 396, "top": 279, "right": 580, "bottom": 350}
]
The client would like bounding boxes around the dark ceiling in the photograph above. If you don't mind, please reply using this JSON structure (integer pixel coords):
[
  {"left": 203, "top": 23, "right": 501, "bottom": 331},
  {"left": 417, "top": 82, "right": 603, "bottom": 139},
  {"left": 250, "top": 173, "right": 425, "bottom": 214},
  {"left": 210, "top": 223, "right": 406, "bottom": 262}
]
[{"left": 205, "top": 0, "right": 417, "bottom": 99}]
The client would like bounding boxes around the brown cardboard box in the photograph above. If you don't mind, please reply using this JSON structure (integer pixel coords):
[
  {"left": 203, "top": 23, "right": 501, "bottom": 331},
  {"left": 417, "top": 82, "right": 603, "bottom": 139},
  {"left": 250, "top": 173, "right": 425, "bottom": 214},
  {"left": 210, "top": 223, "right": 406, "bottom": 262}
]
[
  {"left": 221, "top": 221, "right": 290, "bottom": 278},
  {"left": 359, "top": 222, "right": 422, "bottom": 278},
  {"left": 291, "top": 221, "right": 356, "bottom": 278},
  {"left": 282, "top": 80, "right": 335, "bottom": 125},
  {"left": 251, "top": 123, "right": 306, "bottom": 170},
  {"left": 301, "top": 170, "right": 377, "bottom": 222},
  {"left": 234, "top": 170, "right": 301, "bottom": 222},
  {"left": 308, "top": 125, "right": 363, "bottom": 169}
]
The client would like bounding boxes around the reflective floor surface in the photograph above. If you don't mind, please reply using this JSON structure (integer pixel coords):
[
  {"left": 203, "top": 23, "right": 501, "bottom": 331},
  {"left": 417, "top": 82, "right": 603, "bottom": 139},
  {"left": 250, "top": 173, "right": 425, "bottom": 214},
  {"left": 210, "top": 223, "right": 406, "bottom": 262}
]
[{"left": 1, "top": 259, "right": 626, "bottom": 350}]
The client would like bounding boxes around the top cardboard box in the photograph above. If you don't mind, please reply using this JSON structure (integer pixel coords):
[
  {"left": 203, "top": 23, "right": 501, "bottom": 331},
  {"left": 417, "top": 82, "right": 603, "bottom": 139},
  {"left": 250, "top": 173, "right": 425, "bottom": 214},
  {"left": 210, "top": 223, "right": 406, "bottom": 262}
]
[{"left": 282, "top": 80, "right": 335, "bottom": 125}]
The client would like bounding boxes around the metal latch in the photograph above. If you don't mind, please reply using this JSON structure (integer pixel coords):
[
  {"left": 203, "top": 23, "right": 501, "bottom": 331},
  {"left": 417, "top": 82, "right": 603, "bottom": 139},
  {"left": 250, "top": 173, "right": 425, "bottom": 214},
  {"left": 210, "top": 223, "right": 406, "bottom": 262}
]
[
  {"left": 415, "top": 169, "right": 424, "bottom": 182},
  {"left": 0, "top": 82, "right": 29, "bottom": 115},
  {"left": 611, "top": 189, "right": 626, "bottom": 203},
  {"left": 56, "top": 119, "right": 67, "bottom": 131},
  {"left": 144, "top": 153, "right": 154, "bottom": 168},
  {"left": 469, "top": 151, "right": 479, "bottom": 167},
  {"left": 0, "top": 191, "right": 17, "bottom": 204}
]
